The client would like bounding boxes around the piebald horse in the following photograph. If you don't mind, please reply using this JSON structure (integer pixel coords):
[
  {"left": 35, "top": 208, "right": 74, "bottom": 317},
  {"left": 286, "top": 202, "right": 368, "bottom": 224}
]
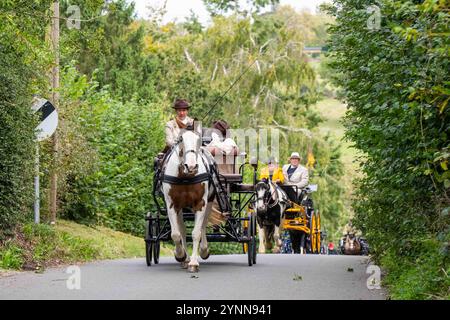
[
  {"left": 255, "top": 178, "right": 290, "bottom": 253},
  {"left": 161, "top": 123, "right": 214, "bottom": 272}
]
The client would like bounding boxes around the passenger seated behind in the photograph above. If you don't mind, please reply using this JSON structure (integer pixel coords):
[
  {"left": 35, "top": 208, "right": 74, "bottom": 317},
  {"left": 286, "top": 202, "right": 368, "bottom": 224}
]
[
  {"left": 259, "top": 157, "right": 284, "bottom": 185},
  {"left": 281, "top": 152, "right": 309, "bottom": 203},
  {"left": 205, "top": 120, "right": 238, "bottom": 174},
  {"left": 205, "top": 120, "right": 238, "bottom": 225}
]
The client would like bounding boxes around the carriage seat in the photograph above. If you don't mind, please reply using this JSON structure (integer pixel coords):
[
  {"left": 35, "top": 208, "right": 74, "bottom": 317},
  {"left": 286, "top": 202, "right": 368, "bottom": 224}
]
[
  {"left": 207, "top": 146, "right": 239, "bottom": 157},
  {"left": 219, "top": 173, "right": 243, "bottom": 184},
  {"left": 231, "top": 184, "right": 254, "bottom": 192}
]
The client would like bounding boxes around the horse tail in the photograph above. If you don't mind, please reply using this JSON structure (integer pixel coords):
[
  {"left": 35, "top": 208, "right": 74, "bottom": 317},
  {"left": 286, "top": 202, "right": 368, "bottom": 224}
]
[{"left": 207, "top": 203, "right": 228, "bottom": 226}]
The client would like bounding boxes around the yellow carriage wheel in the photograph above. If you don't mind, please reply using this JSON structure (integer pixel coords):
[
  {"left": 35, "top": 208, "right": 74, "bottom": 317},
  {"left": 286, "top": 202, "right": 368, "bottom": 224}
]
[
  {"left": 315, "top": 211, "right": 321, "bottom": 254},
  {"left": 311, "top": 214, "right": 317, "bottom": 253}
]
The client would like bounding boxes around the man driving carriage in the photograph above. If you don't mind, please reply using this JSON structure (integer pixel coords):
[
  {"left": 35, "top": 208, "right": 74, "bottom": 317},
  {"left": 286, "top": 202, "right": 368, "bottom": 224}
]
[
  {"left": 281, "top": 152, "right": 310, "bottom": 254},
  {"left": 281, "top": 152, "right": 309, "bottom": 203}
]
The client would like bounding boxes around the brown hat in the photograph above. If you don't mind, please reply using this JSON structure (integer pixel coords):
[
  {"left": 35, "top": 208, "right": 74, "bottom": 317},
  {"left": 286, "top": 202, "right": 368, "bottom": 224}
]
[
  {"left": 212, "top": 119, "right": 230, "bottom": 136},
  {"left": 173, "top": 99, "right": 190, "bottom": 109}
]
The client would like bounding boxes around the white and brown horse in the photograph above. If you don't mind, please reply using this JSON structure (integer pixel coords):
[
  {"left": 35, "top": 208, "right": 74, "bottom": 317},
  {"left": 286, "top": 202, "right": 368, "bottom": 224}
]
[
  {"left": 343, "top": 233, "right": 362, "bottom": 255},
  {"left": 161, "top": 123, "right": 214, "bottom": 272},
  {"left": 255, "top": 179, "right": 290, "bottom": 253}
]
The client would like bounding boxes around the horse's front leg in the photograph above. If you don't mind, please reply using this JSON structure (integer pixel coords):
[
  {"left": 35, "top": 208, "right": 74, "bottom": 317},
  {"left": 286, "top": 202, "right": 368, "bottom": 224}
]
[
  {"left": 188, "top": 204, "right": 207, "bottom": 273},
  {"left": 258, "top": 225, "right": 266, "bottom": 253},
  {"left": 176, "top": 210, "right": 190, "bottom": 268},
  {"left": 167, "top": 208, "right": 187, "bottom": 262},
  {"left": 272, "top": 225, "right": 282, "bottom": 253},
  {"left": 200, "top": 201, "right": 213, "bottom": 260}
]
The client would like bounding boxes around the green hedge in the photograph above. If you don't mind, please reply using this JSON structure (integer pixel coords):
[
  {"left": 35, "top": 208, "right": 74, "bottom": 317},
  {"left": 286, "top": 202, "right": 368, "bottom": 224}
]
[
  {"left": 58, "top": 66, "right": 165, "bottom": 236},
  {"left": 325, "top": 0, "right": 449, "bottom": 299},
  {"left": 0, "top": 1, "right": 51, "bottom": 240}
]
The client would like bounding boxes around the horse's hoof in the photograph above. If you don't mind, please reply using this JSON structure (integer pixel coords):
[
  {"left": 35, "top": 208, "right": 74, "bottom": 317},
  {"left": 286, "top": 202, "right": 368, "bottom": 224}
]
[
  {"left": 200, "top": 251, "right": 210, "bottom": 260},
  {"left": 181, "top": 261, "right": 189, "bottom": 269},
  {"left": 187, "top": 265, "right": 199, "bottom": 273},
  {"left": 175, "top": 251, "right": 187, "bottom": 262}
]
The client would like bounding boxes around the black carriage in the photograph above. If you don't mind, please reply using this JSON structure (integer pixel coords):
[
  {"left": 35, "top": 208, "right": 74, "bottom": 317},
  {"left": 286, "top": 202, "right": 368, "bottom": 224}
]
[{"left": 145, "top": 147, "right": 259, "bottom": 267}]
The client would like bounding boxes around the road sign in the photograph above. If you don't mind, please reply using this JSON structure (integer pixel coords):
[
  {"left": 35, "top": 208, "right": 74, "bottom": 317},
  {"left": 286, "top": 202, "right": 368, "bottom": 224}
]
[
  {"left": 31, "top": 97, "right": 58, "bottom": 224},
  {"left": 31, "top": 97, "right": 58, "bottom": 141}
]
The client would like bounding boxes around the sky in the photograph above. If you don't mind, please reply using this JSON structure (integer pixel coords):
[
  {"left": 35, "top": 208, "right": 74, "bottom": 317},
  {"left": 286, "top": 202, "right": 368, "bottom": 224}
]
[{"left": 130, "top": 0, "right": 330, "bottom": 24}]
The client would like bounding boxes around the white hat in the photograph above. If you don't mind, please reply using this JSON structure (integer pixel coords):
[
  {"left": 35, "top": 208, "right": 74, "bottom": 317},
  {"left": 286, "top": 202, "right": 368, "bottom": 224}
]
[{"left": 289, "top": 152, "right": 301, "bottom": 160}]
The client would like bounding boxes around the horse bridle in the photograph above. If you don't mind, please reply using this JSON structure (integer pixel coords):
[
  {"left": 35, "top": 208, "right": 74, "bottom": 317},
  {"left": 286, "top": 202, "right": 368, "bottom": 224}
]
[
  {"left": 256, "top": 182, "right": 278, "bottom": 209},
  {"left": 177, "top": 132, "right": 201, "bottom": 171}
]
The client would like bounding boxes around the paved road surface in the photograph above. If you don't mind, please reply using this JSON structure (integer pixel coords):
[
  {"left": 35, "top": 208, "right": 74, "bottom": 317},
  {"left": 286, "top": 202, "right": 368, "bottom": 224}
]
[{"left": 0, "top": 254, "right": 385, "bottom": 300}]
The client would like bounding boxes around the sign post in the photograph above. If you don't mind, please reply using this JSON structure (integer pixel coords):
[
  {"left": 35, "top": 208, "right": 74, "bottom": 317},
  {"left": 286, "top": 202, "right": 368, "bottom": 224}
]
[{"left": 31, "top": 97, "right": 58, "bottom": 224}]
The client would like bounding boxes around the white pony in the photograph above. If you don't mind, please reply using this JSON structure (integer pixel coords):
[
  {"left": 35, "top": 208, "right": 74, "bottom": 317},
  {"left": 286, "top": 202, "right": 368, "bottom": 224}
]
[{"left": 161, "top": 123, "right": 214, "bottom": 272}]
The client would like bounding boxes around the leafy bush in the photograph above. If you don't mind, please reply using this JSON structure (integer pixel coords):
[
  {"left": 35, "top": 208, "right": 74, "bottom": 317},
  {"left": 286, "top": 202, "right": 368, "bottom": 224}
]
[
  {"left": 325, "top": 0, "right": 449, "bottom": 299},
  {"left": 57, "top": 66, "right": 166, "bottom": 235},
  {"left": 0, "top": 1, "right": 52, "bottom": 240}
]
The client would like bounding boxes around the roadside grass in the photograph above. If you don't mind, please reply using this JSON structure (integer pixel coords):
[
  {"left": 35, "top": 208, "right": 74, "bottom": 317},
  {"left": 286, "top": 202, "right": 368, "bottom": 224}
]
[
  {"left": 0, "top": 220, "right": 171, "bottom": 271},
  {"left": 380, "top": 239, "right": 450, "bottom": 300}
]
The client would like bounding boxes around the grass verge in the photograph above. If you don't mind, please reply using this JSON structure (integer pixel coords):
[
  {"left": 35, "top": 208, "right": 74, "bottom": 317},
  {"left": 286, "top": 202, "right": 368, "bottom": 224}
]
[{"left": 0, "top": 220, "right": 171, "bottom": 271}]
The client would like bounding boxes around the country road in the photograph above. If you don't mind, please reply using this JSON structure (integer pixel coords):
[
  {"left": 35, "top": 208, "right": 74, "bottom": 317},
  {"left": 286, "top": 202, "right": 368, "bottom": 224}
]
[{"left": 0, "top": 254, "right": 385, "bottom": 300}]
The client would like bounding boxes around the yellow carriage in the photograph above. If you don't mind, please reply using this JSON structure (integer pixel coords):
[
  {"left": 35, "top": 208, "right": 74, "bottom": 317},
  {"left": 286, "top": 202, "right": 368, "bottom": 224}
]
[{"left": 281, "top": 185, "right": 322, "bottom": 254}]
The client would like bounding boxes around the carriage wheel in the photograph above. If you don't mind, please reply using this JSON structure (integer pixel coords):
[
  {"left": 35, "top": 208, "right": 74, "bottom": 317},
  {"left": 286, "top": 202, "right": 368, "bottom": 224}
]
[
  {"left": 247, "top": 238, "right": 254, "bottom": 266},
  {"left": 309, "top": 213, "right": 316, "bottom": 254},
  {"left": 145, "top": 218, "right": 153, "bottom": 266},
  {"left": 315, "top": 212, "right": 321, "bottom": 254},
  {"left": 251, "top": 214, "right": 257, "bottom": 264},
  {"left": 153, "top": 222, "right": 160, "bottom": 264}
]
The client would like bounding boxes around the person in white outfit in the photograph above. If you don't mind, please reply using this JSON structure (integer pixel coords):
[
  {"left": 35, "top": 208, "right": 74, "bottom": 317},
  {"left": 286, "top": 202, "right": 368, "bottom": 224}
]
[{"left": 205, "top": 120, "right": 238, "bottom": 225}]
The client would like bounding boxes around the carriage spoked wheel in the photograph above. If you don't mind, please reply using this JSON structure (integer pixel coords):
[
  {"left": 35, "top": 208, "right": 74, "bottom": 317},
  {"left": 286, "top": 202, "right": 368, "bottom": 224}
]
[
  {"left": 145, "top": 217, "right": 153, "bottom": 266},
  {"left": 247, "top": 238, "right": 253, "bottom": 266},
  {"left": 246, "top": 213, "right": 257, "bottom": 266},
  {"left": 251, "top": 213, "right": 257, "bottom": 264},
  {"left": 314, "top": 211, "right": 322, "bottom": 254},
  {"left": 309, "top": 211, "right": 317, "bottom": 254},
  {"left": 153, "top": 222, "right": 160, "bottom": 264}
]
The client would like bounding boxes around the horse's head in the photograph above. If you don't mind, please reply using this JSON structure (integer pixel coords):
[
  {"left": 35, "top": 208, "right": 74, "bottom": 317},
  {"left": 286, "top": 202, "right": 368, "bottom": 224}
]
[
  {"left": 255, "top": 178, "right": 271, "bottom": 213},
  {"left": 177, "top": 121, "right": 202, "bottom": 176}
]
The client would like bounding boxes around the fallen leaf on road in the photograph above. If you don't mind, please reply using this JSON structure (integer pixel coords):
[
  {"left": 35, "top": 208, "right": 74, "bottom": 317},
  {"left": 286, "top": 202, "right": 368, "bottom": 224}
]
[
  {"left": 190, "top": 275, "right": 199, "bottom": 279},
  {"left": 347, "top": 268, "right": 354, "bottom": 272},
  {"left": 293, "top": 274, "right": 303, "bottom": 281}
]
